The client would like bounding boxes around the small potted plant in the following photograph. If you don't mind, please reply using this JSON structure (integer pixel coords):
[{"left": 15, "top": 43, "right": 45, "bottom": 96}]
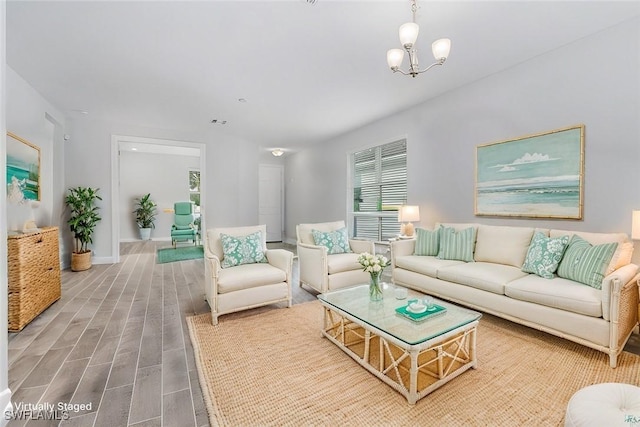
[
  {"left": 133, "top": 193, "right": 157, "bottom": 240},
  {"left": 65, "top": 186, "right": 102, "bottom": 271}
]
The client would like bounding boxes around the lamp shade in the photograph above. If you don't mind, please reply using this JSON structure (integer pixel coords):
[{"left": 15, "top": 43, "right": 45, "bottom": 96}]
[
  {"left": 387, "top": 49, "right": 405, "bottom": 69},
  {"left": 632, "top": 210, "right": 640, "bottom": 240},
  {"left": 432, "top": 38, "right": 451, "bottom": 60},
  {"left": 399, "top": 22, "right": 419, "bottom": 48},
  {"left": 398, "top": 205, "right": 420, "bottom": 222}
]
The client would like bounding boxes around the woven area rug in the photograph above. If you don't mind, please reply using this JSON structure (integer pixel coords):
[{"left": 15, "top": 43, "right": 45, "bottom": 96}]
[
  {"left": 187, "top": 301, "right": 640, "bottom": 426},
  {"left": 156, "top": 245, "right": 203, "bottom": 264}
]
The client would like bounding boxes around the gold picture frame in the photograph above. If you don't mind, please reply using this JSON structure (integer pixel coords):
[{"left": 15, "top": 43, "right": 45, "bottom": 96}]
[
  {"left": 6, "top": 132, "right": 41, "bottom": 201},
  {"left": 475, "top": 125, "right": 584, "bottom": 219}
]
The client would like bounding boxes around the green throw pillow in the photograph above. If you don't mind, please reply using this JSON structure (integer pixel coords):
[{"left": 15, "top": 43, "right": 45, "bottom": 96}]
[
  {"left": 414, "top": 228, "right": 439, "bottom": 256},
  {"left": 436, "top": 226, "right": 476, "bottom": 262},
  {"left": 556, "top": 235, "right": 617, "bottom": 289},
  {"left": 521, "top": 232, "right": 569, "bottom": 279},
  {"left": 220, "top": 231, "right": 267, "bottom": 268},
  {"left": 312, "top": 227, "right": 352, "bottom": 255}
]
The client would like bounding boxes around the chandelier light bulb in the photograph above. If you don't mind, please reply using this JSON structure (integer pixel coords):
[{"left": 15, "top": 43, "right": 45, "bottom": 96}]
[
  {"left": 432, "top": 38, "right": 451, "bottom": 61},
  {"left": 399, "top": 22, "right": 419, "bottom": 49},
  {"left": 387, "top": 49, "right": 405, "bottom": 69}
]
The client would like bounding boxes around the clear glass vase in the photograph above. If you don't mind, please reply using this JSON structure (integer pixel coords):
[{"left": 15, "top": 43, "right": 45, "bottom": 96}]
[{"left": 369, "top": 271, "right": 383, "bottom": 302}]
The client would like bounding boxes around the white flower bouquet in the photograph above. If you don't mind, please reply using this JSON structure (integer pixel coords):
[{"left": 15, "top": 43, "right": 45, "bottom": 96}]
[
  {"left": 357, "top": 252, "right": 389, "bottom": 301},
  {"left": 357, "top": 252, "right": 389, "bottom": 273}
]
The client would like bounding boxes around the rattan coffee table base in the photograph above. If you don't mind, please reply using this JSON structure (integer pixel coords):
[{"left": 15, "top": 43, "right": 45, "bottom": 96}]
[{"left": 321, "top": 306, "right": 478, "bottom": 404}]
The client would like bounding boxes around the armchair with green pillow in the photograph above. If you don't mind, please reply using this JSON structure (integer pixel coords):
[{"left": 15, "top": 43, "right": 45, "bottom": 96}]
[
  {"left": 170, "top": 201, "right": 198, "bottom": 248},
  {"left": 204, "top": 224, "right": 293, "bottom": 325},
  {"left": 296, "top": 220, "right": 375, "bottom": 293}
]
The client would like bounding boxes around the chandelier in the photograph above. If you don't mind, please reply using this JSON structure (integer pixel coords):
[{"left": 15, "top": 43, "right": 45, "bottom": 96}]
[{"left": 386, "top": 0, "right": 451, "bottom": 78}]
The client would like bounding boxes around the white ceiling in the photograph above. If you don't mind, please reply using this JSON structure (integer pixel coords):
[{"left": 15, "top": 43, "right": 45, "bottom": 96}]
[{"left": 6, "top": 1, "right": 640, "bottom": 153}]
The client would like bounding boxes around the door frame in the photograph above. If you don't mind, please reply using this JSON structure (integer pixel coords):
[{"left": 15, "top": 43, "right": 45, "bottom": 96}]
[{"left": 111, "top": 135, "right": 206, "bottom": 263}]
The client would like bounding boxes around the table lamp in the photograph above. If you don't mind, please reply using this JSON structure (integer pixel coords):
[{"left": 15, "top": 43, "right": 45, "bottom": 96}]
[
  {"left": 632, "top": 210, "right": 640, "bottom": 240},
  {"left": 398, "top": 205, "right": 420, "bottom": 237}
]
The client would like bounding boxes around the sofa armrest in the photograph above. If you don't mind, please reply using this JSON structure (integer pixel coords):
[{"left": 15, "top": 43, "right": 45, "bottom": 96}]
[
  {"left": 349, "top": 239, "right": 375, "bottom": 254},
  {"left": 204, "top": 254, "right": 221, "bottom": 311},
  {"left": 265, "top": 249, "right": 294, "bottom": 281},
  {"left": 297, "top": 242, "right": 328, "bottom": 292},
  {"left": 601, "top": 263, "right": 639, "bottom": 321},
  {"left": 390, "top": 239, "right": 416, "bottom": 267}
]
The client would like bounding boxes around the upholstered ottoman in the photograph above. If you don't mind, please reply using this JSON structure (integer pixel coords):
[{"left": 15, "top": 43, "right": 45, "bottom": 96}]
[{"left": 565, "top": 383, "right": 640, "bottom": 426}]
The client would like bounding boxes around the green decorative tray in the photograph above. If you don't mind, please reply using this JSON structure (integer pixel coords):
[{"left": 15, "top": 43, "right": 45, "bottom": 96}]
[{"left": 395, "top": 304, "right": 447, "bottom": 322}]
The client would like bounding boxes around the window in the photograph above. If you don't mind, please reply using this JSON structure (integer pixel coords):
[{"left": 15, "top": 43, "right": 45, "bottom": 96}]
[
  {"left": 351, "top": 139, "right": 407, "bottom": 241},
  {"left": 189, "top": 169, "right": 201, "bottom": 214}
]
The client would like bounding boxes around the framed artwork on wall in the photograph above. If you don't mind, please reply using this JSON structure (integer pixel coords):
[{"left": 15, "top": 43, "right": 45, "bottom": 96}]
[
  {"left": 6, "top": 132, "right": 41, "bottom": 201},
  {"left": 475, "top": 125, "right": 584, "bottom": 219}
]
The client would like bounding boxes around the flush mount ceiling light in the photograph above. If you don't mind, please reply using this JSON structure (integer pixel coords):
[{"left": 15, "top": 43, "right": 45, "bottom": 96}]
[
  {"left": 271, "top": 149, "right": 284, "bottom": 157},
  {"left": 387, "top": 0, "right": 451, "bottom": 78}
]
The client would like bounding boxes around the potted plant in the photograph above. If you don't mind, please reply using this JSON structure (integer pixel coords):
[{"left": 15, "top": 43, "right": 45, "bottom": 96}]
[
  {"left": 133, "top": 193, "right": 157, "bottom": 240},
  {"left": 65, "top": 186, "right": 102, "bottom": 271}
]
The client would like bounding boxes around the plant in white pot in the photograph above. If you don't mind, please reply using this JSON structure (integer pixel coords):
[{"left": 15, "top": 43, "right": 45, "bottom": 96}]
[
  {"left": 133, "top": 193, "right": 157, "bottom": 240},
  {"left": 65, "top": 186, "right": 102, "bottom": 271}
]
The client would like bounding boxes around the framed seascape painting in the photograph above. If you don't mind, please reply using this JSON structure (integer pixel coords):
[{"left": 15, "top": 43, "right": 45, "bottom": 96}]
[
  {"left": 6, "top": 132, "right": 41, "bottom": 201},
  {"left": 475, "top": 125, "right": 584, "bottom": 219}
]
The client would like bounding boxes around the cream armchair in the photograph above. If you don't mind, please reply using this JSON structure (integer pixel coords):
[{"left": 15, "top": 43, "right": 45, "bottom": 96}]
[
  {"left": 296, "top": 220, "right": 375, "bottom": 293},
  {"left": 205, "top": 225, "right": 293, "bottom": 325}
]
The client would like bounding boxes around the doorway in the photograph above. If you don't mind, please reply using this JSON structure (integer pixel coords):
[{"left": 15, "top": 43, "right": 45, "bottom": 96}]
[
  {"left": 258, "top": 164, "right": 284, "bottom": 242},
  {"left": 110, "top": 135, "right": 206, "bottom": 263}
]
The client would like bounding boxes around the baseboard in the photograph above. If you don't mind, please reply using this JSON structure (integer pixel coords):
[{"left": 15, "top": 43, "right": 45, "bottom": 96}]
[
  {"left": 0, "top": 388, "right": 12, "bottom": 427},
  {"left": 92, "top": 256, "right": 116, "bottom": 265}
]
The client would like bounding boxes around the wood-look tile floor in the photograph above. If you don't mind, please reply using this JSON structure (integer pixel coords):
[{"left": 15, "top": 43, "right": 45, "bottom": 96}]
[
  {"left": 6, "top": 240, "right": 640, "bottom": 426},
  {"left": 7, "top": 240, "right": 315, "bottom": 427}
]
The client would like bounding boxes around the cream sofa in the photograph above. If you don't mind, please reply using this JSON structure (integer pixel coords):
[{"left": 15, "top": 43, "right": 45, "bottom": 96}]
[
  {"left": 391, "top": 223, "right": 639, "bottom": 367},
  {"left": 296, "top": 220, "right": 375, "bottom": 293},
  {"left": 205, "top": 225, "right": 293, "bottom": 325}
]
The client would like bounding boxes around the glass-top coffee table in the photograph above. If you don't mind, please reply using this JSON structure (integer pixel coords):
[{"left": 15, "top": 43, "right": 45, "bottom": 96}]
[{"left": 318, "top": 284, "right": 481, "bottom": 404}]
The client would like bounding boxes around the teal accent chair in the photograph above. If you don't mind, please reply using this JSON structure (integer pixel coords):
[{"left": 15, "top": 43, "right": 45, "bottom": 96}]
[{"left": 171, "top": 202, "right": 197, "bottom": 248}]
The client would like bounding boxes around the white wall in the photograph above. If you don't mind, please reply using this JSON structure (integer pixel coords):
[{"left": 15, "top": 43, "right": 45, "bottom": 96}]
[
  {"left": 119, "top": 150, "right": 199, "bottom": 241},
  {"left": 6, "top": 67, "right": 66, "bottom": 237},
  {"left": 1, "top": 2, "right": 11, "bottom": 423},
  {"left": 66, "top": 117, "right": 261, "bottom": 261},
  {"left": 285, "top": 18, "right": 640, "bottom": 245}
]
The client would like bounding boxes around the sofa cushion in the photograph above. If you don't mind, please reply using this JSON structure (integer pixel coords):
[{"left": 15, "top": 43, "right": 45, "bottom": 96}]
[
  {"left": 312, "top": 227, "right": 352, "bottom": 255},
  {"left": 218, "top": 263, "right": 286, "bottom": 293},
  {"left": 437, "top": 226, "right": 476, "bottom": 262},
  {"left": 505, "top": 275, "right": 602, "bottom": 318},
  {"left": 557, "top": 235, "right": 617, "bottom": 289},
  {"left": 436, "top": 262, "right": 528, "bottom": 295},
  {"left": 414, "top": 228, "right": 439, "bottom": 256},
  {"left": 395, "top": 255, "right": 464, "bottom": 277},
  {"left": 474, "top": 225, "right": 534, "bottom": 267},
  {"left": 521, "top": 232, "right": 570, "bottom": 279},
  {"left": 220, "top": 231, "right": 267, "bottom": 268},
  {"left": 550, "top": 229, "right": 630, "bottom": 275},
  {"left": 327, "top": 253, "right": 362, "bottom": 274}
]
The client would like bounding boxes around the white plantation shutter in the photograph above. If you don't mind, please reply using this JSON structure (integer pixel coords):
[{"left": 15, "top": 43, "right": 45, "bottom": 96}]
[{"left": 351, "top": 139, "right": 407, "bottom": 241}]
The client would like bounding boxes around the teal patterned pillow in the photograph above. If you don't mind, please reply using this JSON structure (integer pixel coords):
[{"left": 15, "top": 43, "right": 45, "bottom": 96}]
[
  {"left": 521, "top": 232, "right": 569, "bottom": 279},
  {"left": 414, "top": 228, "right": 439, "bottom": 256},
  {"left": 556, "top": 235, "right": 617, "bottom": 289},
  {"left": 220, "top": 231, "right": 267, "bottom": 268},
  {"left": 436, "top": 226, "right": 476, "bottom": 262},
  {"left": 312, "top": 227, "right": 352, "bottom": 255}
]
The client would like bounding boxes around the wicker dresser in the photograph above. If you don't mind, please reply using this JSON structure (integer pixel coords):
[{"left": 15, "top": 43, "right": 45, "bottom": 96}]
[{"left": 7, "top": 226, "right": 61, "bottom": 331}]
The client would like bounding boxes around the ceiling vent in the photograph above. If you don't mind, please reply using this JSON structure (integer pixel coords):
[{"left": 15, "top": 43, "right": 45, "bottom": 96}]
[{"left": 210, "top": 119, "right": 227, "bottom": 125}]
